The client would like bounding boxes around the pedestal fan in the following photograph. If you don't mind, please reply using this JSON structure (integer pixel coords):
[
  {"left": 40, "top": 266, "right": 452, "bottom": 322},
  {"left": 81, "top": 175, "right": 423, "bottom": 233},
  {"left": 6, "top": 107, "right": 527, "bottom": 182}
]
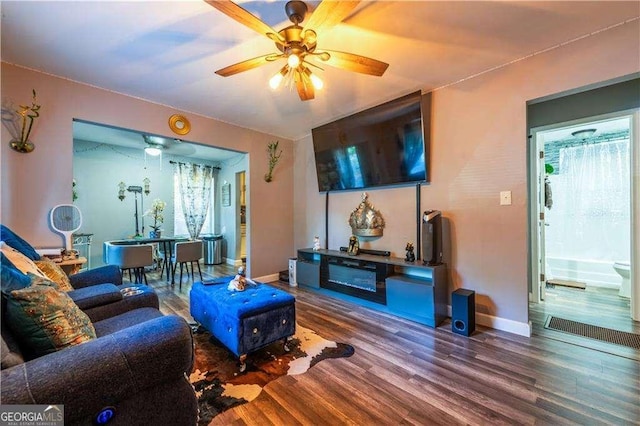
[{"left": 50, "top": 204, "right": 82, "bottom": 253}]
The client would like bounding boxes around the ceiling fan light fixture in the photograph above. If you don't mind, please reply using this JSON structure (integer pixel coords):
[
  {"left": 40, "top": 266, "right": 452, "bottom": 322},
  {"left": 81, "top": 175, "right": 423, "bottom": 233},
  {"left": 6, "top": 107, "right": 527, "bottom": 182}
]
[
  {"left": 571, "top": 128, "right": 597, "bottom": 140},
  {"left": 309, "top": 72, "right": 323, "bottom": 90},
  {"left": 144, "top": 145, "right": 163, "bottom": 156},
  {"left": 287, "top": 53, "right": 300, "bottom": 68},
  {"left": 269, "top": 66, "right": 289, "bottom": 90}
]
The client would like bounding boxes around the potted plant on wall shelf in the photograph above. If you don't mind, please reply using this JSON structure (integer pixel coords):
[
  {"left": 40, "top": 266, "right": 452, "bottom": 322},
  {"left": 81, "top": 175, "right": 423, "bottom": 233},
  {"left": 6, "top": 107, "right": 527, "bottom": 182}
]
[
  {"left": 145, "top": 198, "right": 166, "bottom": 238},
  {"left": 264, "top": 141, "right": 283, "bottom": 182}
]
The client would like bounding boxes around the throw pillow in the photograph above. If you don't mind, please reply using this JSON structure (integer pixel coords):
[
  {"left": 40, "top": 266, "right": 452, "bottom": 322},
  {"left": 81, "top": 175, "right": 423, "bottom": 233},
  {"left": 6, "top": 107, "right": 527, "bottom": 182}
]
[
  {"left": 0, "top": 225, "right": 40, "bottom": 260},
  {"left": 1, "top": 253, "right": 31, "bottom": 296},
  {"left": 6, "top": 285, "right": 96, "bottom": 359},
  {"left": 35, "top": 257, "right": 74, "bottom": 292},
  {"left": 27, "top": 272, "right": 70, "bottom": 292},
  {"left": 0, "top": 241, "right": 47, "bottom": 279}
]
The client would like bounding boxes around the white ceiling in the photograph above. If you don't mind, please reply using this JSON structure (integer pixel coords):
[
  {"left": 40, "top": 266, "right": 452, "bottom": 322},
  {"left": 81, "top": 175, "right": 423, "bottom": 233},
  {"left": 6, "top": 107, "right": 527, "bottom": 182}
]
[{"left": 2, "top": 1, "right": 639, "bottom": 142}]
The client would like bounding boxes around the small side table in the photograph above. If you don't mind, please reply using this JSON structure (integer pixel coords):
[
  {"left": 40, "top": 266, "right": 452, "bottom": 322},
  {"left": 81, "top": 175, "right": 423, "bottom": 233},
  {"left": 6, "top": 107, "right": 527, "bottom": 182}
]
[{"left": 58, "top": 257, "right": 87, "bottom": 276}]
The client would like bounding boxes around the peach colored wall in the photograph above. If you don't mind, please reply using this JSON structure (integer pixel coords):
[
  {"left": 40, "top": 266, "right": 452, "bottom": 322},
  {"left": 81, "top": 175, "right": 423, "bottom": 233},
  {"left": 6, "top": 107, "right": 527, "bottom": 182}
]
[
  {"left": 1, "top": 63, "right": 294, "bottom": 278},
  {"left": 294, "top": 20, "right": 640, "bottom": 328}
]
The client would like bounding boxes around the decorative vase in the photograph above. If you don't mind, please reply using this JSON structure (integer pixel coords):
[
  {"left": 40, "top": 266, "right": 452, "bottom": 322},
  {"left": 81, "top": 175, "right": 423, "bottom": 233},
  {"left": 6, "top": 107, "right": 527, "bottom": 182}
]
[
  {"left": 149, "top": 230, "right": 161, "bottom": 239},
  {"left": 9, "top": 139, "right": 35, "bottom": 153}
]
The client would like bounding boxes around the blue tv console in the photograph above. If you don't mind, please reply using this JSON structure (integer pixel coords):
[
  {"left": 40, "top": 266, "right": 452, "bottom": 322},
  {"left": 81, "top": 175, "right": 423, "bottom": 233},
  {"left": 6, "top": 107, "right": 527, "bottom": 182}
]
[{"left": 296, "top": 248, "right": 447, "bottom": 328}]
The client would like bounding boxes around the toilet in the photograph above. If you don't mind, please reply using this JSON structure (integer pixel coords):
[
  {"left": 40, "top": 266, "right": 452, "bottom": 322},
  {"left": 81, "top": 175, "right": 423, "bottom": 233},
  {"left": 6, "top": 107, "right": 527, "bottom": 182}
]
[{"left": 613, "top": 261, "right": 631, "bottom": 298}]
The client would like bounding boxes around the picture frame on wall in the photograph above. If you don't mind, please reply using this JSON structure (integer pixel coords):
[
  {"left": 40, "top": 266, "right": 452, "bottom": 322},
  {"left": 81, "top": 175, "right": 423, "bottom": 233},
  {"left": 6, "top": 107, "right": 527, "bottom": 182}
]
[{"left": 222, "top": 183, "right": 231, "bottom": 207}]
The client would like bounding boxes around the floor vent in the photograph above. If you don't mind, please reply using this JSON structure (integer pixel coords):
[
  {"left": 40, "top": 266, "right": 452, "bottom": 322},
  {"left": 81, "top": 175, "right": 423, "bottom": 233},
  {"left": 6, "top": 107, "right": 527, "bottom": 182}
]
[
  {"left": 546, "top": 279, "right": 586, "bottom": 289},
  {"left": 545, "top": 316, "right": 640, "bottom": 349}
]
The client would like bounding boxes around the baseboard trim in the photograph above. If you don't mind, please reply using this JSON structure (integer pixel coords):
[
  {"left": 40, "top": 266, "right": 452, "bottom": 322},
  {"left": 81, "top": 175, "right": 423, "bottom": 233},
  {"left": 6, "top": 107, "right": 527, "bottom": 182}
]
[
  {"left": 447, "top": 305, "right": 531, "bottom": 337},
  {"left": 255, "top": 273, "right": 280, "bottom": 283},
  {"left": 224, "top": 257, "right": 243, "bottom": 267},
  {"left": 477, "top": 312, "right": 532, "bottom": 337}
]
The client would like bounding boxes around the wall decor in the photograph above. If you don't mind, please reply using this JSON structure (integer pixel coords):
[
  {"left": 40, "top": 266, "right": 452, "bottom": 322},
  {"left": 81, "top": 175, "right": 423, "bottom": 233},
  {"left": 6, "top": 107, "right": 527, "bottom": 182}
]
[
  {"left": 264, "top": 141, "right": 283, "bottom": 182},
  {"left": 72, "top": 179, "right": 78, "bottom": 202},
  {"left": 221, "top": 183, "right": 231, "bottom": 207},
  {"left": 168, "top": 114, "right": 191, "bottom": 135},
  {"left": 9, "top": 89, "right": 41, "bottom": 153},
  {"left": 348, "top": 192, "right": 385, "bottom": 237},
  {"left": 118, "top": 182, "right": 126, "bottom": 201}
]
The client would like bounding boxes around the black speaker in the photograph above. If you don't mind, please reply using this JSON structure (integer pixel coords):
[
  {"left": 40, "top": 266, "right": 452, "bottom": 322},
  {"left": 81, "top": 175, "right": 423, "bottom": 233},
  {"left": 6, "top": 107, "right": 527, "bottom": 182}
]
[
  {"left": 422, "top": 210, "right": 442, "bottom": 265},
  {"left": 452, "top": 289, "right": 475, "bottom": 336}
]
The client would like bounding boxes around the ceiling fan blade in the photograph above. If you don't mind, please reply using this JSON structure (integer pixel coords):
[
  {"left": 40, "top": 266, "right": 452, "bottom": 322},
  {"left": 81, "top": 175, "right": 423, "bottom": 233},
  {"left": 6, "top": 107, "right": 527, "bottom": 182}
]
[
  {"left": 215, "top": 54, "right": 282, "bottom": 77},
  {"left": 313, "top": 50, "right": 389, "bottom": 76},
  {"left": 295, "top": 69, "right": 315, "bottom": 101},
  {"left": 302, "top": 1, "right": 360, "bottom": 47},
  {"left": 205, "top": 0, "right": 285, "bottom": 45}
]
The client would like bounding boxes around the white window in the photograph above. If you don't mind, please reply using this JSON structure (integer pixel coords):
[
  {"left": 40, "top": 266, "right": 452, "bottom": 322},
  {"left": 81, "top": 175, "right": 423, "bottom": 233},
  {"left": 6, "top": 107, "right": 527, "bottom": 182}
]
[{"left": 173, "top": 174, "right": 215, "bottom": 237}]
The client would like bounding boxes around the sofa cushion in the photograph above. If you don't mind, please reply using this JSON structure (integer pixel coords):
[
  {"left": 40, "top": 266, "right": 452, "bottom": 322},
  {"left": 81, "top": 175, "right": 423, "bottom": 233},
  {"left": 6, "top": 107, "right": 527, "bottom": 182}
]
[
  {"left": 0, "top": 225, "right": 40, "bottom": 261},
  {"left": 68, "top": 284, "right": 122, "bottom": 310},
  {"left": 81, "top": 284, "right": 159, "bottom": 323},
  {"left": 0, "top": 242, "right": 46, "bottom": 278},
  {"left": 34, "top": 257, "right": 74, "bottom": 292},
  {"left": 93, "top": 307, "right": 164, "bottom": 337},
  {"left": 6, "top": 285, "right": 96, "bottom": 359}
]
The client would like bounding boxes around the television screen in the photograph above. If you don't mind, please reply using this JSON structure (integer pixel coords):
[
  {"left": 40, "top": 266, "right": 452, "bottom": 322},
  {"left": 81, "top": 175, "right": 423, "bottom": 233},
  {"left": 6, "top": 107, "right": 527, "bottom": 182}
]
[{"left": 312, "top": 91, "right": 429, "bottom": 192}]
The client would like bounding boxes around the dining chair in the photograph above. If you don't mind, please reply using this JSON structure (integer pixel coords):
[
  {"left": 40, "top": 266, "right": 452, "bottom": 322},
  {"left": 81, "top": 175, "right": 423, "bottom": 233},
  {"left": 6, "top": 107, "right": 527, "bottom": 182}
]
[
  {"left": 103, "top": 241, "right": 154, "bottom": 284},
  {"left": 171, "top": 240, "right": 203, "bottom": 289}
]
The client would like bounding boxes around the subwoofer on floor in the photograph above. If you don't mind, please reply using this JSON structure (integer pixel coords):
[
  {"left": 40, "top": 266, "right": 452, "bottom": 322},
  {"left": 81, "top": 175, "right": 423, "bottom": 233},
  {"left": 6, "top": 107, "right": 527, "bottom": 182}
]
[{"left": 452, "top": 288, "right": 475, "bottom": 337}]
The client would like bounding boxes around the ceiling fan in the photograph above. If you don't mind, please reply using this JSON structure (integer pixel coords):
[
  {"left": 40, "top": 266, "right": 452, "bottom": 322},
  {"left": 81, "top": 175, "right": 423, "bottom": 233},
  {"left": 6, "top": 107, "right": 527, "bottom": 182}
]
[
  {"left": 142, "top": 135, "right": 195, "bottom": 157},
  {"left": 207, "top": 0, "right": 389, "bottom": 101}
]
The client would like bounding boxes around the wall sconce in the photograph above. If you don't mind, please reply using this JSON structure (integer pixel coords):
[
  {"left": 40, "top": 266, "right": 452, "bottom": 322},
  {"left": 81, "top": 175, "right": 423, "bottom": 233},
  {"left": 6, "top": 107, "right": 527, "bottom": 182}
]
[
  {"left": 118, "top": 182, "right": 126, "bottom": 201},
  {"left": 143, "top": 177, "right": 150, "bottom": 195}
]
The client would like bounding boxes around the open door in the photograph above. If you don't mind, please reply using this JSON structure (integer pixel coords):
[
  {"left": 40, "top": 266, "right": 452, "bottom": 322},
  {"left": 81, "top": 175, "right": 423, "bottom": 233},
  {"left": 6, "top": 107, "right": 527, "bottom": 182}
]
[{"left": 537, "top": 143, "right": 547, "bottom": 301}]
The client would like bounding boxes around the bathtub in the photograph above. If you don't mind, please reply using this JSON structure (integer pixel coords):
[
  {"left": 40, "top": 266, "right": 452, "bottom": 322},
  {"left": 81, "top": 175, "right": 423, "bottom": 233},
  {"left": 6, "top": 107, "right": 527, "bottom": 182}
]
[{"left": 546, "top": 256, "right": 621, "bottom": 289}]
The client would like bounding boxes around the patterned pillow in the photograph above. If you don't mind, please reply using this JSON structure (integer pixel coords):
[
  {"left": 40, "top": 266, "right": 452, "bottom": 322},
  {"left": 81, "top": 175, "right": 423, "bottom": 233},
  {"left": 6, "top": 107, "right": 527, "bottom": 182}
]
[
  {"left": 0, "top": 241, "right": 46, "bottom": 278},
  {"left": 35, "top": 257, "right": 74, "bottom": 292},
  {"left": 6, "top": 285, "right": 96, "bottom": 359}
]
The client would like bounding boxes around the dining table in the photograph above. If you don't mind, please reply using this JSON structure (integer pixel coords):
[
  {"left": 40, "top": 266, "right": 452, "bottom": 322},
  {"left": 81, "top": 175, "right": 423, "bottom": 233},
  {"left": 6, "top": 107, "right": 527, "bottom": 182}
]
[{"left": 108, "top": 236, "right": 188, "bottom": 283}]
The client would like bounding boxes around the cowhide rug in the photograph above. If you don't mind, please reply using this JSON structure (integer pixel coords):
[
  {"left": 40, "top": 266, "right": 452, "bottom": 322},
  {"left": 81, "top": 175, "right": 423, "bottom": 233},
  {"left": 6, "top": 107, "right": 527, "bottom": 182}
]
[{"left": 189, "top": 323, "right": 354, "bottom": 425}]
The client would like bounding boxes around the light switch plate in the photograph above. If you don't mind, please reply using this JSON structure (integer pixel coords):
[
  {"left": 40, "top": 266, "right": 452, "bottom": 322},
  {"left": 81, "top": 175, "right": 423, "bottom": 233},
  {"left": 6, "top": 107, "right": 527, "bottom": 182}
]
[{"left": 500, "top": 191, "right": 512, "bottom": 205}]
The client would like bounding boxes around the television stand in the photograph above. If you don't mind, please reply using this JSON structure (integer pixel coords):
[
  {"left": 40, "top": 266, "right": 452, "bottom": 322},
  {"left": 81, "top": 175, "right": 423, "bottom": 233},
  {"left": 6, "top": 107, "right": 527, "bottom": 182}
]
[{"left": 296, "top": 248, "right": 447, "bottom": 327}]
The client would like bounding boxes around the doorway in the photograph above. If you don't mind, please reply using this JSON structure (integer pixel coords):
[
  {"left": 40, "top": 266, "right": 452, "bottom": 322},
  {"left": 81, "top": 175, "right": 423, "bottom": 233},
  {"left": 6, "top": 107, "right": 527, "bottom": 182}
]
[
  {"left": 236, "top": 171, "right": 247, "bottom": 264},
  {"left": 529, "top": 111, "right": 640, "bottom": 340}
]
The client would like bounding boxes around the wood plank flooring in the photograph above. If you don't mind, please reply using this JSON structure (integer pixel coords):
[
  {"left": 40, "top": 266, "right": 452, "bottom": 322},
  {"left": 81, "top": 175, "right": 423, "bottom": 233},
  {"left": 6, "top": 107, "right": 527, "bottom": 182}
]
[
  {"left": 139, "top": 266, "right": 640, "bottom": 425},
  {"left": 529, "top": 284, "right": 640, "bottom": 360}
]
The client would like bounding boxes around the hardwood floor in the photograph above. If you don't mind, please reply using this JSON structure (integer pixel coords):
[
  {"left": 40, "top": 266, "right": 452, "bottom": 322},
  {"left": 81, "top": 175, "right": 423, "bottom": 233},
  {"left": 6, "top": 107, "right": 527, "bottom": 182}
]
[
  {"left": 529, "top": 284, "right": 640, "bottom": 360},
  {"left": 139, "top": 267, "right": 640, "bottom": 425}
]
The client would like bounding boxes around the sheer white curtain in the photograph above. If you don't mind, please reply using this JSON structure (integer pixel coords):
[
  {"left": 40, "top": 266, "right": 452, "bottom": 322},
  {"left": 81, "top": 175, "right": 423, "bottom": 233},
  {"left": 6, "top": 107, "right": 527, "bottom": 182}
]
[
  {"left": 546, "top": 140, "right": 630, "bottom": 261},
  {"left": 174, "top": 163, "right": 217, "bottom": 239}
]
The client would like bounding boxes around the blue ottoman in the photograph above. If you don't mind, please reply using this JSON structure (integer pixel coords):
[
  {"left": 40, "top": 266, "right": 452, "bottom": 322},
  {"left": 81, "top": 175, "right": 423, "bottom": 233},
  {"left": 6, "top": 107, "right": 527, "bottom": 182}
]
[{"left": 190, "top": 278, "right": 296, "bottom": 367}]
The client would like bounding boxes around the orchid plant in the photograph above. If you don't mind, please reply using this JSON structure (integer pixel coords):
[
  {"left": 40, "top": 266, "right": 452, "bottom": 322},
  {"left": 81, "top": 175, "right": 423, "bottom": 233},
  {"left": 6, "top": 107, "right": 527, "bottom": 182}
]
[{"left": 144, "top": 198, "right": 166, "bottom": 232}]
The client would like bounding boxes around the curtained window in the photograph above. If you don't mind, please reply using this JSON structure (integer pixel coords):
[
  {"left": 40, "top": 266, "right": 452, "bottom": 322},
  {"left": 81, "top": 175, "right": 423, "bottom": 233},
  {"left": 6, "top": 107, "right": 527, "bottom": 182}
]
[{"left": 172, "top": 162, "right": 218, "bottom": 238}]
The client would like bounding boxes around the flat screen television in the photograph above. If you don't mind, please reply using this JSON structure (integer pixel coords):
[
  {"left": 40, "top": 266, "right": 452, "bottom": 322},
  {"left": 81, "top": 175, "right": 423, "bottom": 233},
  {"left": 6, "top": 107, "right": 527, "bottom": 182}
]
[{"left": 312, "top": 91, "right": 430, "bottom": 192}]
